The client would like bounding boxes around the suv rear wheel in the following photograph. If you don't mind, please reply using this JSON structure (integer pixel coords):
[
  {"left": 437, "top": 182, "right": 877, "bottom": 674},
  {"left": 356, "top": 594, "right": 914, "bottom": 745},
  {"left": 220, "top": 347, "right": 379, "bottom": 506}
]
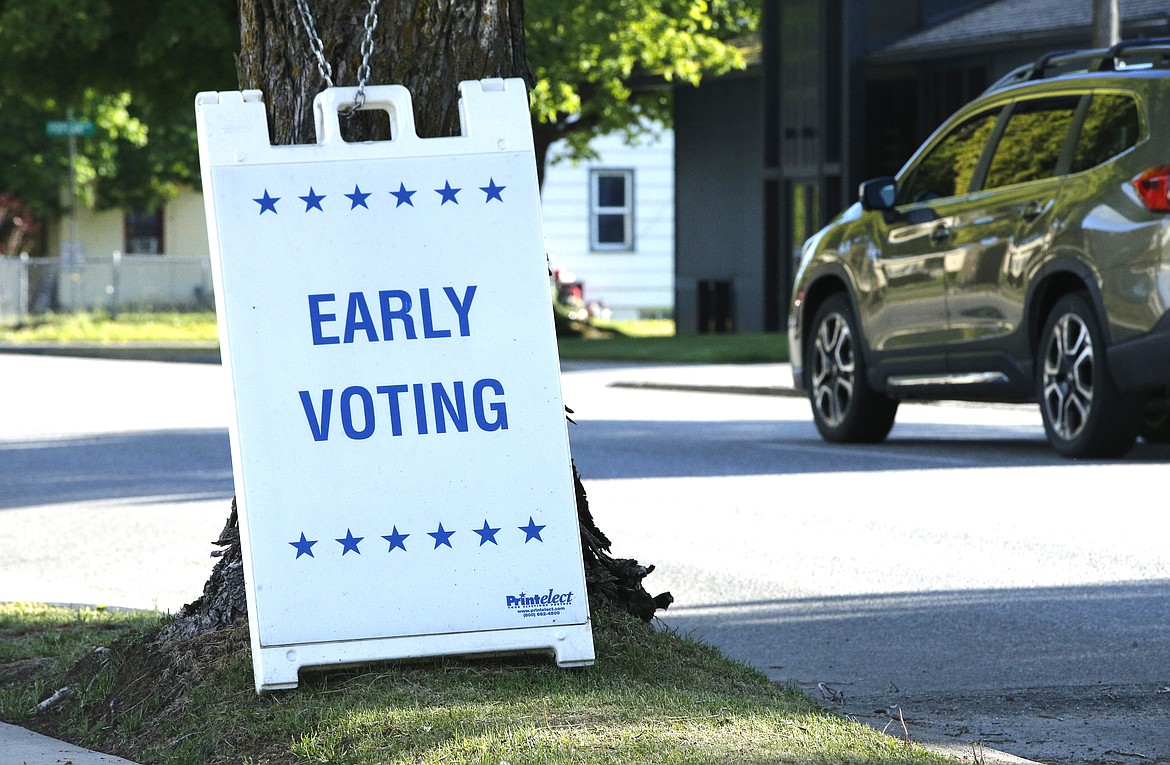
[
  {"left": 807, "top": 294, "right": 898, "bottom": 443},
  {"left": 1038, "top": 293, "right": 1140, "bottom": 458}
]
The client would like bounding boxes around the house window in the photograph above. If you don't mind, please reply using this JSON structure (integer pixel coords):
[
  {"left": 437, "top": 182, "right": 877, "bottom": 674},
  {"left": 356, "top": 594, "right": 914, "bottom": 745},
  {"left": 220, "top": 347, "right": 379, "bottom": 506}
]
[
  {"left": 590, "top": 169, "right": 633, "bottom": 251},
  {"left": 124, "top": 207, "right": 164, "bottom": 254}
]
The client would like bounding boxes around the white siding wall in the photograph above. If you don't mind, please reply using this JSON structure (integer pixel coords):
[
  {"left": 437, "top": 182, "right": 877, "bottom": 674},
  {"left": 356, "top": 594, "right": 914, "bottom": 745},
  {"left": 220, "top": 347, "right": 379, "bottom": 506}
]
[{"left": 540, "top": 128, "right": 674, "bottom": 319}]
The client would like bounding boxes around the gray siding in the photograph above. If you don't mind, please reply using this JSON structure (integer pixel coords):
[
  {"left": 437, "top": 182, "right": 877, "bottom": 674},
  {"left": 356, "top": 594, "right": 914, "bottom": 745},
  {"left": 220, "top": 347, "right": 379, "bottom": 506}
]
[{"left": 674, "top": 75, "right": 764, "bottom": 333}]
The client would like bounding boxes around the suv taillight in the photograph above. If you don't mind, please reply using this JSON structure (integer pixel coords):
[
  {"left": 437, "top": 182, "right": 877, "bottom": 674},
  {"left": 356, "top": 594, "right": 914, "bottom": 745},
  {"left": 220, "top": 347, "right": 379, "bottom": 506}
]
[{"left": 1135, "top": 165, "right": 1170, "bottom": 212}]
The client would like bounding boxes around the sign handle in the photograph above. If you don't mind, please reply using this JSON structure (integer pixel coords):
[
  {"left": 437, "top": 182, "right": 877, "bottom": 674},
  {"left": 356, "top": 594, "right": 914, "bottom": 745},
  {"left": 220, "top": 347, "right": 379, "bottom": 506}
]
[{"left": 313, "top": 85, "right": 419, "bottom": 145}]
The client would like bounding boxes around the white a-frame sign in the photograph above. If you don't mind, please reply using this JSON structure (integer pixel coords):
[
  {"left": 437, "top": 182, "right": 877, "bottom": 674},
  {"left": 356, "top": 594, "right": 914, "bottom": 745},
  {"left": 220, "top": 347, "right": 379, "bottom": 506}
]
[{"left": 195, "top": 80, "right": 594, "bottom": 692}]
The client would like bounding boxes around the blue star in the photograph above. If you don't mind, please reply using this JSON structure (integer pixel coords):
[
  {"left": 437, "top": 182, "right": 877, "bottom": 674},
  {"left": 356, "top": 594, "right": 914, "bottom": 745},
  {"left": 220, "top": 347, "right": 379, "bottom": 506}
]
[
  {"left": 382, "top": 526, "right": 410, "bottom": 552},
  {"left": 254, "top": 190, "right": 280, "bottom": 215},
  {"left": 345, "top": 184, "right": 371, "bottom": 209},
  {"left": 480, "top": 178, "right": 506, "bottom": 203},
  {"left": 519, "top": 517, "right": 546, "bottom": 543},
  {"left": 390, "top": 182, "right": 416, "bottom": 207},
  {"left": 289, "top": 532, "right": 316, "bottom": 558},
  {"left": 473, "top": 520, "right": 501, "bottom": 546},
  {"left": 428, "top": 522, "right": 455, "bottom": 549},
  {"left": 336, "top": 528, "right": 363, "bottom": 555},
  {"left": 435, "top": 180, "right": 461, "bottom": 205},
  {"left": 300, "top": 187, "right": 326, "bottom": 211}
]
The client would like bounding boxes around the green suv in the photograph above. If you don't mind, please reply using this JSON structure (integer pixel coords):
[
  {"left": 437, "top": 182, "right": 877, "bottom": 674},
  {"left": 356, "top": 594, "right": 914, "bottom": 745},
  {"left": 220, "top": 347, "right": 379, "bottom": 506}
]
[{"left": 788, "top": 40, "right": 1170, "bottom": 458}]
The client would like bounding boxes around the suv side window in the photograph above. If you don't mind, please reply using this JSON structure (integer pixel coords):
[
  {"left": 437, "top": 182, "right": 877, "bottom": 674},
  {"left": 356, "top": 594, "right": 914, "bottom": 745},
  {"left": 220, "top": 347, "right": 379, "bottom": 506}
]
[
  {"left": 983, "top": 96, "right": 1080, "bottom": 189},
  {"left": 1072, "top": 93, "right": 1143, "bottom": 172},
  {"left": 898, "top": 108, "right": 1001, "bottom": 205}
]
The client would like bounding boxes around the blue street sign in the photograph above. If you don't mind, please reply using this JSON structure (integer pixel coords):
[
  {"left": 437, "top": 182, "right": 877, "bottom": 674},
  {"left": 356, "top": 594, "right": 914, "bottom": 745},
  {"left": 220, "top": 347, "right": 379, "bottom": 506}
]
[{"left": 45, "top": 120, "right": 95, "bottom": 137}]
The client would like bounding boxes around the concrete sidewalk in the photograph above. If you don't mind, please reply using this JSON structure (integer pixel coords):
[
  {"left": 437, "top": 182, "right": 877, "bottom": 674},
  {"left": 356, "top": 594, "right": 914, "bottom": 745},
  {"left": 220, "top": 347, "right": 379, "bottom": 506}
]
[{"left": 0, "top": 721, "right": 138, "bottom": 765}]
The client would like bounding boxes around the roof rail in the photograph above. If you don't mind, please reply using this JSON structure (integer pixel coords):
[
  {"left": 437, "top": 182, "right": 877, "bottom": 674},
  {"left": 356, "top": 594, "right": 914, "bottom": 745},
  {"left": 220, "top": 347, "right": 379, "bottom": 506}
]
[
  {"left": 1094, "top": 36, "right": 1170, "bottom": 70},
  {"left": 984, "top": 38, "right": 1170, "bottom": 94},
  {"left": 1031, "top": 48, "right": 1093, "bottom": 78}
]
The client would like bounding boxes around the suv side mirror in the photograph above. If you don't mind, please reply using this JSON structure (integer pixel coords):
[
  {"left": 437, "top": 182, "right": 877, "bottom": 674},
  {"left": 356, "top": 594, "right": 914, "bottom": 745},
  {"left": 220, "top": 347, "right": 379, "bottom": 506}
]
[{"left": 859, "top": 178, "right": 897, "bottom": 211}]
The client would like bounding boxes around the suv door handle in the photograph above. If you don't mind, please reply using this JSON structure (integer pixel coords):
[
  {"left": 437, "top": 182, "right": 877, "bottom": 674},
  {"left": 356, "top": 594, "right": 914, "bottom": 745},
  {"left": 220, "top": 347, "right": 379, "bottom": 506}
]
[
  {"left": 930, "top": 223, "right": 953, "bottom": 244},
  {"left": 1021, "top": 201, "right": 1044, "bottom": 221}
]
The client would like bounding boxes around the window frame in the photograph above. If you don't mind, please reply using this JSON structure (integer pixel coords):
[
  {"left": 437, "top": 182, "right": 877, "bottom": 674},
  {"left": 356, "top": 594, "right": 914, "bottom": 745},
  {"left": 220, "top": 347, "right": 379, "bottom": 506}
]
[
  {"left": 980, "top": 94, "right": 1084, "bottom": 192},
  {"left": 896, "top": 105, "right": 1005, "bottom": 205},
  {"left": 123, "top": 207, "right": 165, "bottom": 255},
  {"left": 895, "top": 90, "right": 1122, "bottom": 206},
  {"left": 589, "top": 168, "right": 635, "bottom": 252},
  {"left": 1069, "top": 90, "right": 1146, "bottom": 174}
]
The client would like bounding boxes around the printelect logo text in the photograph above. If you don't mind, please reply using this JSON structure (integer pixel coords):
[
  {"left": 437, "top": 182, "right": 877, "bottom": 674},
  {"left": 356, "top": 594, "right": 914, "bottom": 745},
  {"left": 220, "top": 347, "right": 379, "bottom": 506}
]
[{"left": 507, "top": 589, "right": 573, "bottom": 609}]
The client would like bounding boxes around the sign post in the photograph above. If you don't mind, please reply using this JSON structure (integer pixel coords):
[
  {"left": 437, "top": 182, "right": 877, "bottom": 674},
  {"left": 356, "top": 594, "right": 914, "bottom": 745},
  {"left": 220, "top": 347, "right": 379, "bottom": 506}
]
[
  {"left": 195, "top": 80, "right": 594, "bottom": 693},
  {"left": 46, "top": 110, "right": 92, "bottom": 301}
]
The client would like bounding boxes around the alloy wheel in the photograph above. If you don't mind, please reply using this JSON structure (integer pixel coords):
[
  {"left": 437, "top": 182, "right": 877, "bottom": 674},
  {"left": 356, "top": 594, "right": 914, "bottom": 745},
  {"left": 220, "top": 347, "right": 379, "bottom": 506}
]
[
  {"left": 811, "top": 311, "right": 855, "bottom": 428},
  {"left": 1041, "top": 311, "right": 1094, "bottom": 442}
]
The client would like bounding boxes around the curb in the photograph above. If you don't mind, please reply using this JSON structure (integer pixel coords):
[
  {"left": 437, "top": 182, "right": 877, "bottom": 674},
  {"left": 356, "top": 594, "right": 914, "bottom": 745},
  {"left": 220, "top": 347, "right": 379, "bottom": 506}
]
[
  {"left": 609, "top": 380, "right": 803, "bottom": 398},
  {"left": 0, "top": 343, "right": 221, "bottom": 364},
  {"left": 919, "top": 741, "right": 1044, "bottom": 765}
]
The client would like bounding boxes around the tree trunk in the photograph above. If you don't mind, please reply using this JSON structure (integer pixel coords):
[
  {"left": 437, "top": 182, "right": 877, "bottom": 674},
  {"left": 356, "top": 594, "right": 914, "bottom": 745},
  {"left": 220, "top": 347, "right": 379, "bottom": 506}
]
[
  {"left": 234, "top": 0, "right": 531, "bottom": 143},
  {"left": 162, "top": 0, "right": 670, "bottom": 642}
]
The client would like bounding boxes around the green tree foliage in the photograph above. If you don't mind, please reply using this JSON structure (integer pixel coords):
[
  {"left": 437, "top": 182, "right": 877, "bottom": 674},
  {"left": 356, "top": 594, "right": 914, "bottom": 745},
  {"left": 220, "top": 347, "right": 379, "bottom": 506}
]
[
  {"left": 0, "top": 0, "right": 757, "bottom": 247},
  {"left": 0, "top": 0, "right": 237, "bottom": 239},
  {"left": 527, "top": 0, "right": 758, "bottom": 173}
]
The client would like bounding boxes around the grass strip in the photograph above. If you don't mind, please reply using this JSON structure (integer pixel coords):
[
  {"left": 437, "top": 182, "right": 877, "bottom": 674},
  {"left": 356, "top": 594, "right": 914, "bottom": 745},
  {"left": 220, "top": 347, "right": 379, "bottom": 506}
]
[
  {"left": 557, "top": 332, "right": 788, "bottom": 364},
  {"left": 0, "top": 603, "right": 949, "bottom": 765},
  {"left": 1, "top": 312, "right": 790, "bottom": 364},
  {"left": 0, "top": 312, "right": 219, "bottom": 344}
]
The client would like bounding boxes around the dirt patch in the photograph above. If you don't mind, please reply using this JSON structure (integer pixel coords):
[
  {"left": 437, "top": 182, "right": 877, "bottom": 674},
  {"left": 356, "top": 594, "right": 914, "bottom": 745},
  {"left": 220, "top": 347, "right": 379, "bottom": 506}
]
[
  {"left": 15, "top": 622, "right": 258, "bottom": 760},
  {"left": 0, "top": 657, "right": 53, "bottom": 689}
]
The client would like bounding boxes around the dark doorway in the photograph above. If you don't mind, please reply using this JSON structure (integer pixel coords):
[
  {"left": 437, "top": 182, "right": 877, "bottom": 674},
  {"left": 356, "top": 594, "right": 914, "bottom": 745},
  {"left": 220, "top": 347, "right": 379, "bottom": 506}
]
[{"left": 698, "top": 280, "right": 734, "bottom": 334}]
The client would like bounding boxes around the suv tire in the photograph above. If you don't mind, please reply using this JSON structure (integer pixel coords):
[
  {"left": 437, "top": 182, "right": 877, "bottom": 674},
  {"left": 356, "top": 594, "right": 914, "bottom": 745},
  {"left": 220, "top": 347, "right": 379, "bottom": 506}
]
[
  {"left": 1038, "top": 293, "right": 1140, "bottom": 458},
  {"left": 807, "top": 294, "right": 898, "bottom": 443}
]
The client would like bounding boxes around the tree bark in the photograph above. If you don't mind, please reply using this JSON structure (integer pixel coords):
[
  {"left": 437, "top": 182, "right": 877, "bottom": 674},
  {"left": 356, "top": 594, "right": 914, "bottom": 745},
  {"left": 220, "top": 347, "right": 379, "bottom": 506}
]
[
  {"left": 163, "top": 0, "right": 670, "bottom": 642},
  {"left": 234, "top": 0, "right": 531, "bottom": 143}
]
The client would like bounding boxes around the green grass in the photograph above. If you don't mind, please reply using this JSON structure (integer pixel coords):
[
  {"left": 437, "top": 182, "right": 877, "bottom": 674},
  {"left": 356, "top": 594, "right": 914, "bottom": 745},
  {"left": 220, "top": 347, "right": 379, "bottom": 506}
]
[
  {"left": 0, "top": 603, "right": 163, "bottom": 720},
  {"left": 0, "top": 602, "right": 160, "bottom": 664},
  {"left": 558, "top": 331, "right": 789, "bottom": 364},
  {"left": 0, "top": 312, "right": 790, "bottom": 364},
  {"left": 0, "top": 603, "right": 952, "bottom": 765},
  {"left": 0, "top": 311, "right": 219, "bottom": 344},
  {"left": 591, "top": 318, "right": 676, "bottom": 337}
]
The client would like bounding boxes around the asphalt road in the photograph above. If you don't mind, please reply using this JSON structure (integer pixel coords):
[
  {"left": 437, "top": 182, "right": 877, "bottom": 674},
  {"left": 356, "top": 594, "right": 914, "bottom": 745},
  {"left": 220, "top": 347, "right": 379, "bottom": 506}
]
[
  {"left": 2, "top": 354, "right": 1168, "bottom": 763},
  {"left": 560, "top": 363, "right": 1170, "bottom": 765}
]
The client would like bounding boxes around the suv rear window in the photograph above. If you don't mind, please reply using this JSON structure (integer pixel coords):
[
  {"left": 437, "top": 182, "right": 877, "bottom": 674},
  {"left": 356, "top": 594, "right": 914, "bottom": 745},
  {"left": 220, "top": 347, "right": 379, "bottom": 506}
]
[
  {"left": 983, "top": 96, "right": 1080, "bottom": 189},
  {"left": 1072, "top": 93, "right": 1143, "bottom": 172}
]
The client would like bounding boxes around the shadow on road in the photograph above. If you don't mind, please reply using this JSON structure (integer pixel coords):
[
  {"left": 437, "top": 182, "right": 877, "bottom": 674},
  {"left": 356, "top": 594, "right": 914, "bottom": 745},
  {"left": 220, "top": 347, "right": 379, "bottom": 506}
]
[
  {"left": 661, "top": 581, "right": 1170, "bottom": 762},
  {"left": 0, "top": 429, "right": 234, "bottom": 510},
  {"left": 664, "top": 580, "right": 1170, "bottom": 691},
  {"left": 569, "top": 419, "right": 1170, "bottom": 479}
]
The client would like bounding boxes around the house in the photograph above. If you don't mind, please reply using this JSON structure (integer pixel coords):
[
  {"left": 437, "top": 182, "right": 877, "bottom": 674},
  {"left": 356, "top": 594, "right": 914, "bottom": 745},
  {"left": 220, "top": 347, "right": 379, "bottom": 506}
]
[
  {"left": 40, "top": 193, "right": 215, "bottom": 313},
  {"left": 673, "top": 0, "right": 1170, "bottom": 334},
  {"left": 541, "top": 125, "right": 674, "bottom": 320},
  {"left": 16, "top": 127, "right": 674, "bottom": 321}
]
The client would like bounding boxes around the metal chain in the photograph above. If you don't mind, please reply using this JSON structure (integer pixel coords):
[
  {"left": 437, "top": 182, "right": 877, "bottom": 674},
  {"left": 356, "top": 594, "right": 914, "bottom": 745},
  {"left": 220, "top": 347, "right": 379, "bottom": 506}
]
[
  {"left": 294, "top": 0, "right": 334, "bottom": 89},
  {"left": 351, "top": 0, "right": 380, "bottom": 112},
  {"left": 293, "top": 0, "right": 381, "bottom": 115}
]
